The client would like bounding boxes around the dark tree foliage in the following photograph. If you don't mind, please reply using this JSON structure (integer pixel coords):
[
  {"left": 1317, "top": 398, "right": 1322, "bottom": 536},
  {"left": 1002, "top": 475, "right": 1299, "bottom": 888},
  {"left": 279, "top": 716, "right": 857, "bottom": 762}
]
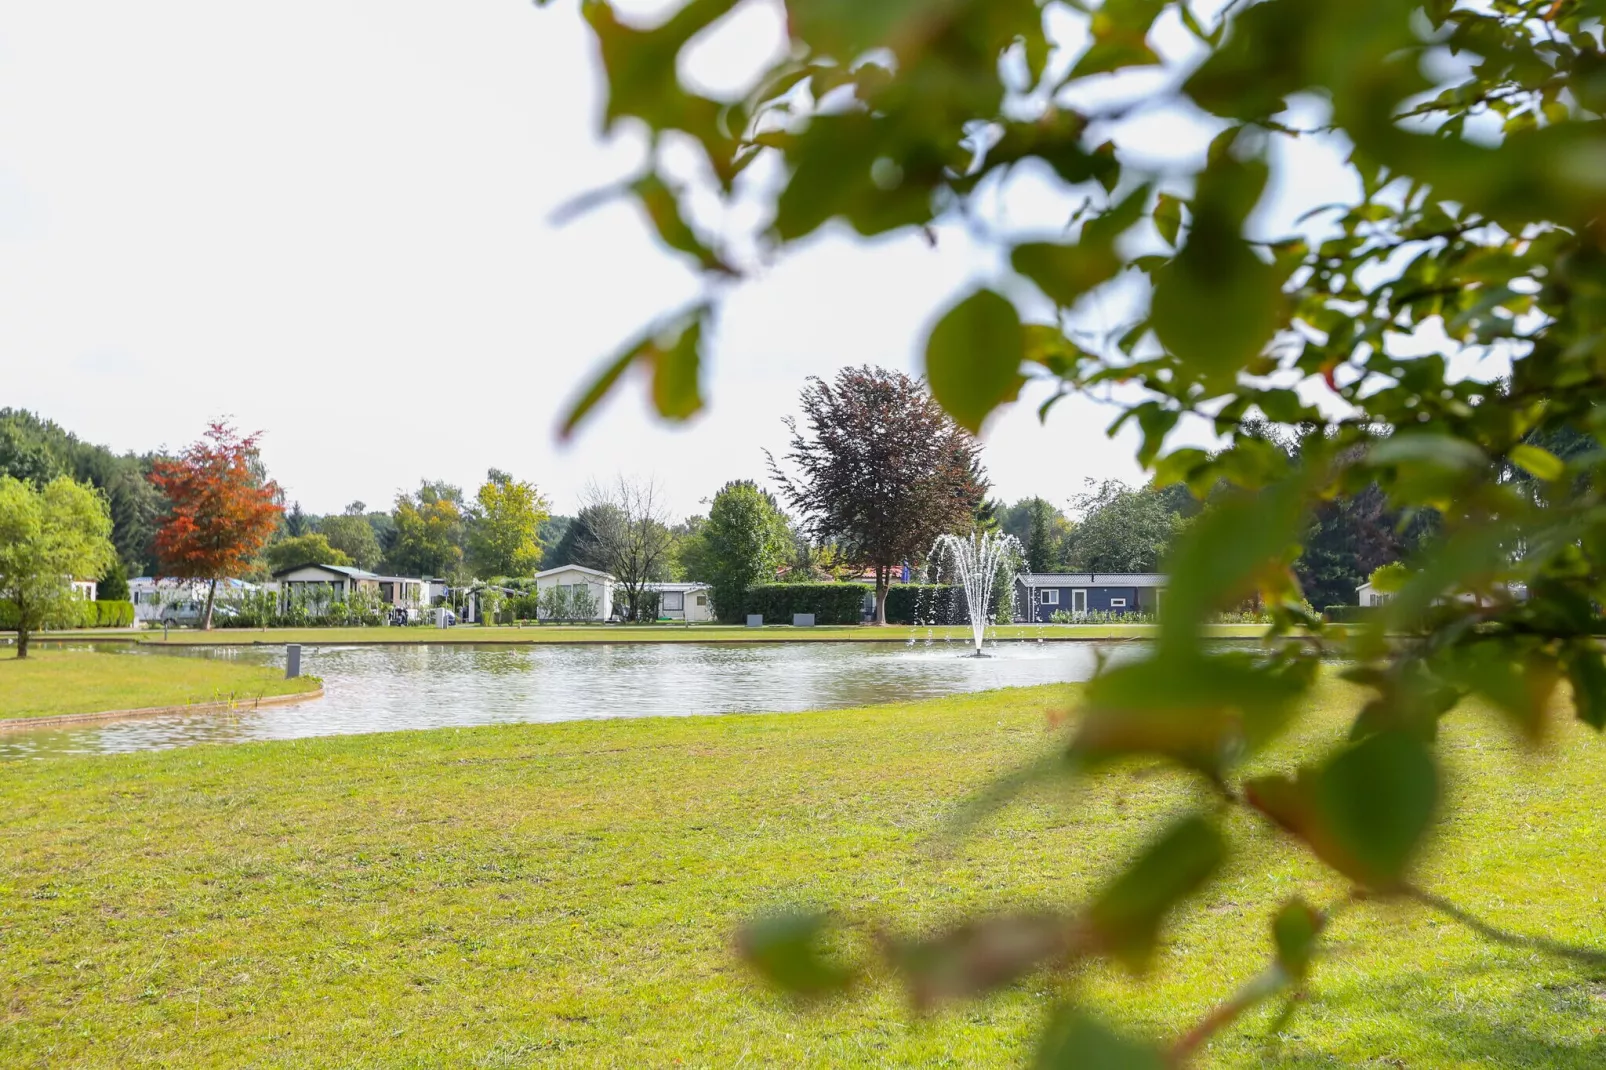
[
  {"left": 537, "top": 514, "right": 574, "bottom": 565},
  {"left": 551, "top": 0, "right": 1606, "bottom": 1060},
  {"left": 544, "top": 505, "right": 615, "bottom": 573},
  {"left": 0, "top": 409, "right": 164, "bottom": 575},
  {"left": 768, "top": 366, "right": 988, "bottom": 624},
  {"left": 283, "top": 502, "right": 310, "bottom": 538}
]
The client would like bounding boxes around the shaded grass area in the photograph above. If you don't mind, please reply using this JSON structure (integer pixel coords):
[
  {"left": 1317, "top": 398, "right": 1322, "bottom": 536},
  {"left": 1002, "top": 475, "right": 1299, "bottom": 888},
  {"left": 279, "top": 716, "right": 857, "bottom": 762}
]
[
  {"left": 27, "top": 622, "right": 1267, "bottom": 647},
  {"left": 0, "top": 649, "right": 320, "bottom": 721},
  {"left": 2, "top": 682, "right": 1604, "bottom": 1067}
]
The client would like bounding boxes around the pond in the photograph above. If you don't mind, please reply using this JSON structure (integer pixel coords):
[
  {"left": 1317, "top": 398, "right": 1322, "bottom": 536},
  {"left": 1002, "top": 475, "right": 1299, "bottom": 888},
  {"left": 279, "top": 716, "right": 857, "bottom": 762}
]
[{"left": 1, "top": 639, "right": 1161, "bottom": 760}]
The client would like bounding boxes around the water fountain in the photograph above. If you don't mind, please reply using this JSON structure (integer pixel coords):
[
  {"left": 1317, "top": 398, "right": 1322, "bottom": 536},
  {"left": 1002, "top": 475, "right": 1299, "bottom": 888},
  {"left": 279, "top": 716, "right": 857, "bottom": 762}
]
[{"left": 928, "top": 531, "right": 1024, "bottom": 657}]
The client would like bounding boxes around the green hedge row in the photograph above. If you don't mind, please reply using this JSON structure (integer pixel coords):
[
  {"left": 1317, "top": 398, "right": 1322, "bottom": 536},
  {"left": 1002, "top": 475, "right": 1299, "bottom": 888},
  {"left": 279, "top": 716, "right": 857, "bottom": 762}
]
[
  {"left": 884, "top": 584, "right": 962, "bottom": 624},
  {"left": 742, "top": 584, "right": 869, "bottom": 625},
  {"left": 0, "top": 599, "right": 135, "bottom": 630},
  {"left": 1324, "top": 604, "right": 1379, "bottom": 623}
]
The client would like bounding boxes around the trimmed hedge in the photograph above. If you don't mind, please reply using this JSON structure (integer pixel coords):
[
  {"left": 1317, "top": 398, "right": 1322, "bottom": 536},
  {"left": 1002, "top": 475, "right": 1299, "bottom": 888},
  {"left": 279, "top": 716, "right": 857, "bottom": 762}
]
[
  {"left": 0, "top": 599, "right": 134, "bottom": 630},
  {"left": 743, "top": 584, "right": 869, "bottom": 625},
  {"left": 90, "top": 600, "right": 135, "bottom": 628},
  {"left": 884, "top": 584, "right": 962, "bottom": 624},
  {"left": 1324, "top": 604, "right": 1378, "bottom": 623}
]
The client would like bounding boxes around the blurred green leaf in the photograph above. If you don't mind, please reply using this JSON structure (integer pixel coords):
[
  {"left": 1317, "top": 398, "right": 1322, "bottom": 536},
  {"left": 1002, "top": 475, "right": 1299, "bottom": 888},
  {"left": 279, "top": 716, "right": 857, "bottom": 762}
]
[
  {"left": 650, "top": 316, "right": 705, "bottom": 421},
  {"left": 1510, "top": 443, "right": 1566, "bottom": 483},
  {"left": 736, "top": 911, "right": 857, "bottom": 997},
  {"left": 1271, "top": 898, "right": 1323, "bottom": 981},
  {"left": 923, "top": 288, "right": 1026, "bottom": 434},
  {"left": 1012, "top": 242, "right": 1122, "bottom": 308},
  {"left": 1566, "top": 642, "right": 1606, "bottom": 731},
  {"left": 1036, "top": 1008, "right": 1166, "bottom": 1070},
  {"left": 1247, "top": 731, "right": 1438, "bottom": 891},
  {"left": 1150, "top": 156, "right": 1281, "bottom": 383},
  {"left": 1077, "top": 649, "right": 1313, "bottom": 779},
  {"left": 1153, "top": 193, "right": 1183, "bottom": 248},
  {"left": 1161, "top": 477, "right": 1308, "bottom": 645},
  {"left": 632, "top": 173, "right": 733, "bottom": 275},
  {"left": 560, "top": 304, "right": 709, "bottom": 439},
  {"left": 1084, "top": 815, "right": 1224, "bottom": 972}
]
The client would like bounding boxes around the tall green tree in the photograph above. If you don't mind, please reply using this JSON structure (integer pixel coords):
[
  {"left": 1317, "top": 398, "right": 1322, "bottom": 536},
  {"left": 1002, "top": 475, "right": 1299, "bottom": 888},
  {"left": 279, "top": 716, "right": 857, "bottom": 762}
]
[
  {"left": 385, "top": 482, "right": 465, "bottom": 578},
  {"left": 0, "top": 409, "right": 164, "bottom": 575},
  {"left": 467, "top": 469, "right": 550, "bottom": 578},
  {"left": 696, "top": 481, "right": 791, "bottom": 621},
  {"left": 770, "top": 367, "right": 988, "bottom": 624},
  {"left": 1064, "top": 481, "right": 1186, "bottom": 574},
  {"left": 0, "top": 475, "right": 115, "bottom": 658},
  {"left": 318, "top": 504, "right": 384, "bottom": 571},
  {"left": 265, "top": 533, "right": 352, "bottom": 574}
]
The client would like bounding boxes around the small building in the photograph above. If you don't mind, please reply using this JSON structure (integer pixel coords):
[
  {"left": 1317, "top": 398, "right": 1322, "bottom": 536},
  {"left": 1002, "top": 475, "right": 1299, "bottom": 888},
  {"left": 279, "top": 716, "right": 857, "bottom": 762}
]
[
  {"left": 532, "top": 564, "right": 615, "bottom": 621},
  {"left": 70, "top": 578, "right": 98, "bottom": 601},
  {"left": 375, "top": 575, "right": 430, "bottom": 621},
  {"left": 643, "top": 581, "right": 713, "bottom": 622},
  {"left": 1015, "top": 572, "right": 1166, "bottom": 621},
  {"left": 1356, "top": 581, "right": 1390, "bottom": 608},
  {"left": 271, "top": 563, "right": 381, "bottom": 612},
  {"left": 128, "top": 576, "right": 258, "bottom": 624}
]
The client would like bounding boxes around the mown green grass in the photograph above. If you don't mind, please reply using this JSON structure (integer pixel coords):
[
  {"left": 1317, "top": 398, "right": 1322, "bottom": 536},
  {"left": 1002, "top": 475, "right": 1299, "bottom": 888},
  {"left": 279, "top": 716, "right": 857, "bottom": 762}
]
[
  {"left": 0, "top": 649, "right": 320, "bottom": 721},
  {"left": 2, "top": 681, "right": 1603, "bottom": 1067},
  {"left": 36, "top": 622, "right": 1267, "bottom": 647}
]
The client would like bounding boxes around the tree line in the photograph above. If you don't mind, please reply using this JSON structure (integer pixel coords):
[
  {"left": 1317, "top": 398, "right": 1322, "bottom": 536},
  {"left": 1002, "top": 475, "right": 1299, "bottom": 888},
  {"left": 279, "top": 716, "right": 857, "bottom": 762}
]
[{"left": 2, "top": 368, "right": 1430, "bottom": 636}]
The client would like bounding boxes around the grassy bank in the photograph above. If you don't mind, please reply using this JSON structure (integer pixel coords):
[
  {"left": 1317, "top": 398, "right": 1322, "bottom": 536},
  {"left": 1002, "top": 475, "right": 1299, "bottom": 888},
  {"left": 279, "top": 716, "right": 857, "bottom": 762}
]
[
  {"left": 0, "top": 649, "right": 320, "bottom": 722},
  {"left": 24, "top": 622, "right": 1267, "bottom": 647},
  {"left": 2, "top": 682, "right": 1604, "bottom": 1066}
]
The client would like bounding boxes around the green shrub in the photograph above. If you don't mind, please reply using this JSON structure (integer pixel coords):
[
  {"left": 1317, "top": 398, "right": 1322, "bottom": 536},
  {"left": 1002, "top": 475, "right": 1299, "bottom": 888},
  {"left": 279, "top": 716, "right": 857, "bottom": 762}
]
[
  {"left": 884, "top": 584, "right": 961, "bottom": 624},
  {"left": 743, "top": 583, "right": 869, "bottom": 625},
  {"left": 93, "top": 600, "right": 134, "bottom": 627},
  {"left": 0, "top": 599, "right": 132, "bottom": 629},
  {"left": 1325, "top": 604, "right": 1378, "bottom": 623}
]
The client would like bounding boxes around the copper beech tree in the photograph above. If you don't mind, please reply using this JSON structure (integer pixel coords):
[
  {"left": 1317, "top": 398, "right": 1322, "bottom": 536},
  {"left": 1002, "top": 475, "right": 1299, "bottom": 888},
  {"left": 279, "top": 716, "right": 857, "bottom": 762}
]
[
  {"left": 548, "top": 0, "right": 1606, "bottom": 1062},
  {"left": 149, "top": 422, "right": 281, "bottom": 630},
  {"left": 768, "top": 366, "right": 987, "bottom": 624}
]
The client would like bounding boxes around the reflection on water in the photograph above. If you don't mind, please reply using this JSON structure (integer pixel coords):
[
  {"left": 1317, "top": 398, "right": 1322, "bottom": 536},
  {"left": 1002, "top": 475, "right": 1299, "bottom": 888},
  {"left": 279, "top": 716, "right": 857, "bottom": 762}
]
[{"left": 2, "top": 639, "right": 1156, "bottom": 759}]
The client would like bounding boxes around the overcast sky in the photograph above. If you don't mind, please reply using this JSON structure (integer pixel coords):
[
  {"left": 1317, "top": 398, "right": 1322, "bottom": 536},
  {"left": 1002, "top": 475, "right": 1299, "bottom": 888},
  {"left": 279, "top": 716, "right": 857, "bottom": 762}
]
[{"left": 0, "top": 1, "right": 1359, "bottom": 519}]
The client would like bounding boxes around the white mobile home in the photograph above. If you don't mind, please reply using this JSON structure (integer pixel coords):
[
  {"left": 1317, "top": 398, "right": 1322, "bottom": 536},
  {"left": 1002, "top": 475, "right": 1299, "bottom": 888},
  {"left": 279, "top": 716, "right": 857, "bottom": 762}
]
[
  {"left": 642, "top": 581, "right": 713, "bottom": 622},
  {"left": 128, "top": 577, "right": 257, "bottom": 624},
  {"left": 532, "top": 565, "right": 614, "bottom": 621}
]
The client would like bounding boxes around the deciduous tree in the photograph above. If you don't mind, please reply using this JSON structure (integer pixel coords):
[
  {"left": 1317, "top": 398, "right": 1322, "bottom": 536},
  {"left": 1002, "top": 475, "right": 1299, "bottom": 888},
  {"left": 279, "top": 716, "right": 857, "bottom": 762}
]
[
  {"left": 386, "top": 482, "right": 465, "bottom": 578},
  {"left": 579, "top": 476, "right": 675, "bottom": 621},
  {"left": 697, "top": 481, "right": 791, "bottom": 621},
  {"left": 265, "top": 532, "right": 352, "bottom": 574},
  {"left": 1065, "top": 480, "right": 1187, "bottom": 575},
  {"left": 769, "top": 367, "right": 987, "bottom": 624},
  {"left": 319, "top": 504, "right": 384, "bottom": 571},
  {"left": 0, "top": 475, "right": 115, "bottom": 658},
  {"left": 149, "top": 422, "right": 281, "bottom": 630},
  {"left": 468, "top": 469, "right": 550, "bottom": 578}
]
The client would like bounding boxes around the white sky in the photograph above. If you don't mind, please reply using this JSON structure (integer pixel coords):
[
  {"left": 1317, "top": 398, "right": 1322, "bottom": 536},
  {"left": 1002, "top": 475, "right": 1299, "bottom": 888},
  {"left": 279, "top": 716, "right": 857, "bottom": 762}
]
[{"left": 0, "top": 1, "right": 1360, "bottom": 519}]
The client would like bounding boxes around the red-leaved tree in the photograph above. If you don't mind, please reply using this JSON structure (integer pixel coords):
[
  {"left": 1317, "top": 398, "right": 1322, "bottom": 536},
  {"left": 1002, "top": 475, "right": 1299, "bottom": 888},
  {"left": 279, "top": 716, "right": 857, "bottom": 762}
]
[{"left": 150, "top": 421, "right": 282, "bottom": 630}]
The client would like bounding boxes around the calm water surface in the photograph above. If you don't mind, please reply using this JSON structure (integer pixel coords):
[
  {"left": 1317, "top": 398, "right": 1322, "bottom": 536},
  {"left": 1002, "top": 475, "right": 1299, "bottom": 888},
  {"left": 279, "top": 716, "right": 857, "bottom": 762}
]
[{"left": 2, "top": 639, "right": 1157, "bottom": 759}]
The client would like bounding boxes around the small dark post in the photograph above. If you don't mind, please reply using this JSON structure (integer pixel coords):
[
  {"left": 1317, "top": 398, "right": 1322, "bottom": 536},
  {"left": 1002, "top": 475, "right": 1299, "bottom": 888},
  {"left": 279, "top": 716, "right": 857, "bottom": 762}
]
[{"left": 285, "top": 644, "right": 302, "bottom": 679}]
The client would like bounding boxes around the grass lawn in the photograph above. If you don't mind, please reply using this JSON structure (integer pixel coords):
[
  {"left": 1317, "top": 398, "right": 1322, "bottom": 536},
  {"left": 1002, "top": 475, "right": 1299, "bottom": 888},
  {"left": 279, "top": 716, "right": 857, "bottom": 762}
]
[
  {"left": 0, "top": 649, "right": 321, "bottom": 722},
  {"left": 33, "top": 622, "right": 1268, "bottom": 647},
  {"left": 3, "top": 681, "right": 1604, "bottom": 1067}
]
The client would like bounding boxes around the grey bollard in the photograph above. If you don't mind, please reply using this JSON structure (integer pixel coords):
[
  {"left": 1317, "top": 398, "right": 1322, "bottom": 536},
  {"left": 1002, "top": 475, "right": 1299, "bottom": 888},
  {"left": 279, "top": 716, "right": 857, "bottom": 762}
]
[
  {"left": 792, "top": 613, "right": 815, "bottom": 627},
  {"left": 285, "top": 644, "right": 302, "bottom": 679},
  {"left": 746, "top": 614, "right": 763, "bottom": 628}
]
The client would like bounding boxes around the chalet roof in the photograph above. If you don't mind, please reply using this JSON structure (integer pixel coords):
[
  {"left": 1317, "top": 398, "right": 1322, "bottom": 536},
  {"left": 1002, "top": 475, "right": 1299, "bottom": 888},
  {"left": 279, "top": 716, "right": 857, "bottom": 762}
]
[
  {"left": 269, "top": 562, "right": 381, "bottom": 581},
  {"left": 1016, "top": 573, "right": 1167, "bottom": 587},
  {"left": 533, "top": 564, "right": 616, "bottom": 581}
]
